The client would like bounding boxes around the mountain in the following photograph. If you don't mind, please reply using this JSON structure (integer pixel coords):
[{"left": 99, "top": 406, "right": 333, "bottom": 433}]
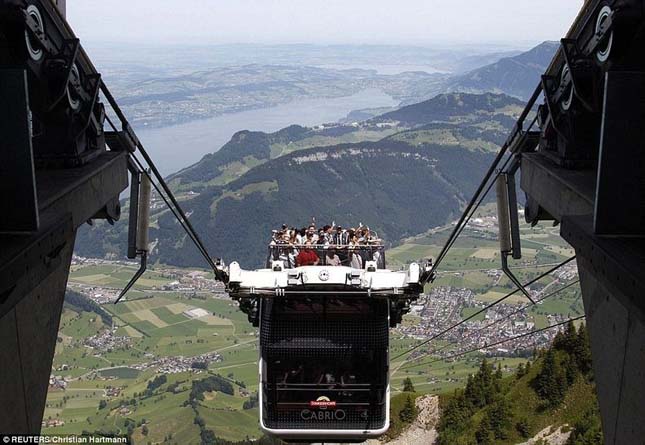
[
  {"left": 168, "top": 124, "right": 310, "bottom": 188},
  {"left": 449, "top": 50, "right": 523, "bottom": 74},
  {"left": 398, "top": 42, "right": 558, "bottom": 105},
  {"left": 168, "top": 141, "right": 495, "bottom": 267},
  {"left": 373, "top": 92, "right": 524, "bottom": 127},
  {"left": 445, "top": 41, "right": 559, "bottom": 100},
  {"left": 169, "top": 91, "right": 522, "bottom": 190},
  {"left": 436, "top": 321, "right": 601, "bottom": 445},
  {"left": 74, "top": 92, "right": 524, "bottom": 268},
  {"left": 77, "top": 140, "right": 495, "bottom": 268}
]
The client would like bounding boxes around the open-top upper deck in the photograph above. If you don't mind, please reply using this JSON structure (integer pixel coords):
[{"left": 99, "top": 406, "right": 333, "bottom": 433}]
[
  {"left": 227, "top": 243, "right": 424, "bottom": 299},
  {"left": 222, "top": 223, "right": 431, "bottom": 326}
]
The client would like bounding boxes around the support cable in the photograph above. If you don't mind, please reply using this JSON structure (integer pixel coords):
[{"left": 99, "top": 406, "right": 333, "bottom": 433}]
[
  {"left": 391, "top": 255, "right": 576, "bottom": 362},
  {"left": 434, "top": 153, "right": 513, "bottom": 269},
  {"left": 130, "top": 155, "right": 216, "bottom": 271},
  {"left": 135, "top": 142, "right": 219, "bottom": 273},
  {"left": 426, "top": 94, "right": 542, "bottom": 281},
  {"left": 104, "top": 114, "right": 222, "bottom": 278},
  {"left": 397, "top": 279, "right": 581, "bottom": 368},
  {"left": 400, "top": 315, "right": 585, "bottom": 371}
]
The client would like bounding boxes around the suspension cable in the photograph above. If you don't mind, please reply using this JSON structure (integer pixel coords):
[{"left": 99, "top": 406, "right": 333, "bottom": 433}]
[
  {"left": 427, "top": 92, "right": 542, "bottom": 280},
  {"left": 104, "top": 113, "right": 223, "bottom": 279},
  {"left": 130, "top": 154, "right": 217, "bottom": 271},
  {"left": 391, "top": 256, "right": 576, "bottom": 362},
  {"left": 433, "top": 152, "right": 514, "bottom": 269},
  {"left": 399, "top": 315, "right": 585, "bottom": 371},
  {"left": 396, "top": 279, "right": 581, "bottom": 368}
]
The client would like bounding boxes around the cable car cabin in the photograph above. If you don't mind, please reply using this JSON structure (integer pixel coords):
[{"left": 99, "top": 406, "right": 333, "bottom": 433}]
[
  {"left": 260, "top": 297, "right": 389, "bottom": 441},
  {"left": 224, "top": 241, "right": 427, "bottom": 442}
]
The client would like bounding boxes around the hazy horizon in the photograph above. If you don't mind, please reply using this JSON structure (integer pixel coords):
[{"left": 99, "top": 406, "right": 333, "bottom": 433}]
[{"left": 68, "top": 0, "right": 583, "bottom": 47}]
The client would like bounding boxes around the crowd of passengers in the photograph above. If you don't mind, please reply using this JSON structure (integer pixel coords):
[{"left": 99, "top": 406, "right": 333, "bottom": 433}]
[
  {"left": 280, "top": 364, "right": 361, "bottom": 387},
  {"left": 269, "top": 221, "right": 383, "bottom": 268}
]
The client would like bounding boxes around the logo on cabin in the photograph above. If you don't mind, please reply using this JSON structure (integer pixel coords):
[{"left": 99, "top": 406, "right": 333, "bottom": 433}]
[
  {"left": 309, "top": 396, "right": 336, "bottom": 409},
  {"left": 318, "top": 270, "right": 330, "bottom": 281}
]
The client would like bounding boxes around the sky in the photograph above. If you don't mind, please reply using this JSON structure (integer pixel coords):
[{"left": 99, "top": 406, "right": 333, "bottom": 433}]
[{"left": 67, "top": 0, "right": 583, "bottom": 47}]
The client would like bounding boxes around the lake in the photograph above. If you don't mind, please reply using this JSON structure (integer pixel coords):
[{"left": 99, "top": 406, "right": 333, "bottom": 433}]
[{"left": 136, "top": 88, "right": 398, "bottom": 176}]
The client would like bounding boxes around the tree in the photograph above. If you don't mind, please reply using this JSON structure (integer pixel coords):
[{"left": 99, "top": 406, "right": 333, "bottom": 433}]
[
  {"left": 534, "top": 349, "right": 568, "bottom": 407},
  {"left": 495, "top": 363, "right": 503, "bottom": 380},
  {"left": 402, "top": 377, "right": 415, "bottom": 392},
  {"left": 194, "top": 416, "right": 205, "bottom": 428},
  {"left": 515, "top": 417, "right": 530, "bottom": 438},
  {"left": 142, "top": 425, "right": 149, "bottom": 436},
  {"left": 567, "top": 406, "right": 603, "bottom": 445},
  {"left": 564, "top": 354, "right": 578, "bottom": 385},
  {"left": 465, "top": 358, "right": 497, "bottom": 409},
  {"left": 399, "top": 395, "right": 417, "bottom": 423},
  {"left": 487, "top": 398, "right": 511, "bottom": 440},
  {"left": 516, "top": 363, "right": 525, "bottom": 379},
  {"left": 564, "top": 319, "right": 578, "bottom": 352},
  {"left": 437, "top": 391, "right": 473, "bottom": 445},
  {"left": 575, "top": 323, "right": 593, "bottom": 375},
  {"left": 191, "top": 361, "right": 208, "bottom": 370},
  {"left": 475, "top": 415, "right": 494, "bottom": 445},
  {"left": 98, "top": 400, "right": 107, "bottom": 410},
  {"left": 200, "top": 428, "right": 216, "bottom": 445}
]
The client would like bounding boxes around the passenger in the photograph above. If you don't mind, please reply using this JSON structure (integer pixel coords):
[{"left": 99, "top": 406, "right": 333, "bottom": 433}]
[
  {"left": 333, "top": 226, "right": 349, "bottom": 245},
  {"left": 371, "top": 242, "right": 382, "bottom": 265},
  {"left": 283, "top": 364, "right": 304, "bottom": 384},
  {"left": 307, "top": 226, "right": 318, "bottom": 243},
  {"left": 349, "top": 244, "right": 363, "bottom": 269},
  {"left": 295, "top": 228, "right": 306, "bottom": 245},
  {"left": 340, "top": 371, "right": 356, "bottom": 397},
  {"left": 361, "top": 227, "right": 372, "bottom": 244},
  {"left": 317, "top": 229, "right": 326, "bottom": 245},
  {"left": 325, "top": 249, "right": 341, "bottom": 266},
  {"left": 340, "top": 370, "right": 356, "bottom": 386},
  {"left": 279, "top": 247, "right": 297, "bottom": 268},
  {"left": 313, "top": 368, "right": 325, "bottom": 385},
  {"left": 323, "top": 370, "right": 336, "bottom": 385},
  {"left": 296, "top": 241, "right": 319, "bottom": 266},
  {"left": 322, "top": 225, "right": 334, "bottom": 244}
]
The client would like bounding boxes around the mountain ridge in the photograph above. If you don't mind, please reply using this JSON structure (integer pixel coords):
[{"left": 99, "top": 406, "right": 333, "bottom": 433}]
[
  {"left": 445, "top": 41, "right": 559, "bottom": 99},
  {"left": 74, "top": 91, "right": 523, "bottom": 267}
]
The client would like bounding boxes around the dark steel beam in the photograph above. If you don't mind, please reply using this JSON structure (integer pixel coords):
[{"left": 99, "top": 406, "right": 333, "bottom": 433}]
[
  {"left": 0, "top": 151, "right": 128, "bottom": 319},
  {"left": 0, "top": 69, "right": 39, "bottom": 233},
  {"left": 520, "top": 152, "right": 595, "bottom": 221},
  {"left": 562, "top": 215, "right": 645, "bottom": 321},
  {"left": 594, "top": 71, "right": 645, "bottom": 235},
  {"left": 36, "top": 151, "right": 128, "bottom": 227},
  {"left": 0, "top": 237, "right": 73, "bottom": 433}
]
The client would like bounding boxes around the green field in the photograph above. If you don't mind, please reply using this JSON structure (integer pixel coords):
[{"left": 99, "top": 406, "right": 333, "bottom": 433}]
[
  {"left": 99, "top": 367, "right": 141, "bottom": 379},
  {"left": 48, "top": 261, "right": 262, "bottom": 443},
  {"left": 389, "top": 338, "right": 528, "bottom": 395}
]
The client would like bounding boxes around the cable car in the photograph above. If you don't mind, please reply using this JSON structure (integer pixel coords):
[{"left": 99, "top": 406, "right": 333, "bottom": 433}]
[{"left": 224, "top": 239, "right": 429, "bottom": 442}]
